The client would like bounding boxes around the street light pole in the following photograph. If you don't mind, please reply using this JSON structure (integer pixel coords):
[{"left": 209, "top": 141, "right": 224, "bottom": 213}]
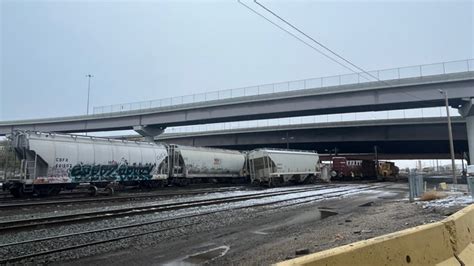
[
  {"left": 86, "top": 74, "right": 94, "bottom": 115},
  {"left": 439, "top": 89, "right": 457, "bottom": 187}
]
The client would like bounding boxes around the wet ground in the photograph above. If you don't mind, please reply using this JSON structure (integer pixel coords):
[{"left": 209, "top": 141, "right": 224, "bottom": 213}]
[{"left": 59, "top": 182, "right": 457, "bottom": 266}]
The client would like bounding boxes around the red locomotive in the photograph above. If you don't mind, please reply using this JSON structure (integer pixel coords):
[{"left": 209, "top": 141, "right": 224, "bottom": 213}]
[{"left": 330, "top": 157, "right": 398, "bottom": 180}]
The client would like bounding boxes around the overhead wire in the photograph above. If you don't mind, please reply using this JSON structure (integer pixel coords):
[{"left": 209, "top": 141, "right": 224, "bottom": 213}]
[
  {"left": 237, "top": 0, "right": 362, "bottom": 76},
  {"left": 240, "top": 0, "right": 431, "bottom": 103},
  {"left": 254, "top": 0, "right": 388, "bottom": 85}
]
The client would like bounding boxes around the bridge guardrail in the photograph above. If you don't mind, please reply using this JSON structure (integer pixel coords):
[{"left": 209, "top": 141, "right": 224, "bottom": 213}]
[{"left": 93, "top": 58, "right": 474, "bottom": 115}]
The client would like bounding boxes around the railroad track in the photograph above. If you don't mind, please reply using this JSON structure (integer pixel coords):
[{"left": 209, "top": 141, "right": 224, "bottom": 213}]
[
  {"left": 0, "top": 184, "right": 248, "bottom": 202},
  {"left": 0, "top": 184, "right": 386, "bottom": 264},
  {"left": 0, "top": 186, "right": 248, "bottom": 209},
  {"left": 0, "top": 190, "right": 92, "bottom": 202},
  {"left": 0, "top": 184, "right": 342, "bottom": 232}
]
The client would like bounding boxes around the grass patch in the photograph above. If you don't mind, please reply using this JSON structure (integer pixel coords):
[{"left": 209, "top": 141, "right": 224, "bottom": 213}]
[{"left": 420, "top": 190, "right": 448, "bottom": 201}]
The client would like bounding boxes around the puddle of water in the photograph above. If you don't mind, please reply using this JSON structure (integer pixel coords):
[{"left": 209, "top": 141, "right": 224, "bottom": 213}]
[
  {"left": 285, "top": 209, "right": 338, "bottom": 224},
  {"left": 252, "top": 209, "right": 338, "bottom": 235},
  {"left": 165, "top": 246, "right": 230, "bottom": 265},
  {"left": 319, "top": 209, "right": 338, "bottom": 219},
  {"left": 359, "top": 201, "right": 375, "bottom": 207},
  {"left": 377, "top": 192, "right": 400, "bottom": 199}
]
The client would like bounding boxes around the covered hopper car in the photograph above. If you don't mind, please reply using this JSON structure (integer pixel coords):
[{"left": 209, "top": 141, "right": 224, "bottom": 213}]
[
  {"left": 2, "top": 131, "right": 325, "bottom": 197},
  {"left": 167, "top": 144, "right": 248, "bottom": 185},
  {"left": 5, "top": 131, "right": 169, "bottom": 197},
  {"left": 248, "top": 149, "right": 322, "bottom": 186}
]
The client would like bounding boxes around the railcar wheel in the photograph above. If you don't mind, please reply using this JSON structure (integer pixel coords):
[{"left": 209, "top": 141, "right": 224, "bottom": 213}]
[
  {"left": 268, "top": 179, "right": 274, "bottom": 188},
  {"left": 305, "top": 175, "right": 317, "bottom": 184},
  {"left": 10, "top": 187, "right": 23, "bottom": 198},
  {"left": 88, "top": 185, "right": 98, "bottom": 197},
  {"left": 49, "top": 186, "right": 61, "bottom": 196},
  {"left": 105, "top": 186, "right": 115, "bottom": 196}
]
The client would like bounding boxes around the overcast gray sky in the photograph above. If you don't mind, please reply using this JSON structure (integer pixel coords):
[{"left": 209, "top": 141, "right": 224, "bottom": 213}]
[{"left": 1, "top": 0, "right": 473, "bottom": 121}]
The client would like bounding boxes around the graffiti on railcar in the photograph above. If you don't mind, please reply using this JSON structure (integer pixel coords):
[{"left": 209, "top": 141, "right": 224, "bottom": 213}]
[{"left": 69, "top": 162, "right": 156, "bottom": 182}]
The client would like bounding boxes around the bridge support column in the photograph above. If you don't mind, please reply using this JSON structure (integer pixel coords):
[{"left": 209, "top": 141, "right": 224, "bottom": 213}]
[
  {"left": 133, "top": 125, "right": 165, "bottom": 142},
  {"left": 459, "top": 98, "right": 474, "bottom": 164}
]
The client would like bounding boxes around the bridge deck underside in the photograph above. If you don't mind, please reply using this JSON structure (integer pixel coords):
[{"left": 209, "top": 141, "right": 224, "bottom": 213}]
[{"left": 157, "top": 121, "right": 468, "bottom": 159}]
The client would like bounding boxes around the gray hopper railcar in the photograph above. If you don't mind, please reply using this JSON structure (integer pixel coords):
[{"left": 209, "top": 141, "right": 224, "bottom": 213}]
[
  {"left": 248, "top": 149, "right": 323, "bottom": 186},
  {"left": 4, "top": 131, "right": 169, "bottom": 197},
  {"left": 167, "top": 144, "right": 248, "bottom": 186},
  {"left": 2, "top": 131, "right": 326, "bottom": 197}
]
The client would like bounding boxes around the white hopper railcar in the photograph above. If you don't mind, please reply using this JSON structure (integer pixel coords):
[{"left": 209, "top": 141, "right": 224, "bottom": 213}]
[
  {"left": 167, "top": 144, "right": 247, "bottom": 185},
  {"left": 248, "top": 149, "right": 322, "bottom": 186},
  {"left": 4, "top": 131, "right": 168, "bottom": 197}
]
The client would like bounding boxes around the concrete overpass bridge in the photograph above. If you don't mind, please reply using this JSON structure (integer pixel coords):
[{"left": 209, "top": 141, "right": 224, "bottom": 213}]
[
  {"left": 0, "top": 60, "right": 473, "bottom": 161},
  {"left": 152, "top": 117, "right": 468, "bottom": 160},
  {"left": 0, "top": 69, "right": 472, "bottom": 136}
]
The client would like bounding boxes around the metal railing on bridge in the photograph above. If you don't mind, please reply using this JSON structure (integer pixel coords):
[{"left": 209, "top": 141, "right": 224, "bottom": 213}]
[{"left": 93, "top": 59, "right": 474, "bottom": 115}]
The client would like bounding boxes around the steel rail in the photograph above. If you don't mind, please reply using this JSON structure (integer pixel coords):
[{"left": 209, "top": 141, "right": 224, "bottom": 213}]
[
  {"left": 0, "top": 186, "right": 247, "bottom": 209},
  {"left": 0, "top": 191, "right": 90, "bottom": 202},
  {"left": 0, "top": 184, "right": 341, "bottom": 231},
  {"left": 0, "top": 222, "right": 200, "bottom": 264}
]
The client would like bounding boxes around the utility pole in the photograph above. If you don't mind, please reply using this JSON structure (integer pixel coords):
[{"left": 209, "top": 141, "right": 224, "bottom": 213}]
[
  {"left": 85, "top": 74, "right": 94, "bottom": 137},
  {"left": 282, "top": 132, "right": 294, "bottom": 149},
  {"left": 374, "top": 145, "right": 379, "bottom": 177},
  {"left": 439, "top": 89, "right": 457, "bottom": 187},
  {"left": 86, "top": 74, "right": 94, "bottom": 115}
]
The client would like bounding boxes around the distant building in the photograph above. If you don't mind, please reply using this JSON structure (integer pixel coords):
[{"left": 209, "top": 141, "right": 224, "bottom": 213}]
[{"left": 0, "top": 141, "right": 8, "bottom": 153}]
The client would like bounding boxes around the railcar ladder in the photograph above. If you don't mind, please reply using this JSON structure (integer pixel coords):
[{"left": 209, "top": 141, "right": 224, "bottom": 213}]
[
  {"left": 19, "top": 158, "right": 37, "bottom": 193},
  {"left": 20, "top": 156, "right": 37, "bottom": 180}
]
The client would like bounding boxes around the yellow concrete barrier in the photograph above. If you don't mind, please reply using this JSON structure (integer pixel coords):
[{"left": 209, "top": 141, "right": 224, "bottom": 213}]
[
  {"left": 442, "top": 204, "right": 474, "bottom": 265},
  {"left": 277, "top": 204, "right": 474, "bottom": 266}
]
